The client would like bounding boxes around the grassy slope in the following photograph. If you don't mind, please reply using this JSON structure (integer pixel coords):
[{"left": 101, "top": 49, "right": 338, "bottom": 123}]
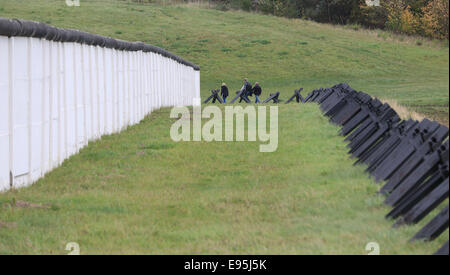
[
  {"left": 0, "top": 0, "right": 448, "bottom": 254},
  {"left": 0, "top": 0, "right": 448, "bottom": 123},
  {"left": 0, "top": 104, "right": 447, "bottom": 254}
]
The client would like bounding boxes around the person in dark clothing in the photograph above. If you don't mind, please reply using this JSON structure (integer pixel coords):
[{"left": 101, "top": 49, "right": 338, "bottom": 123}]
[
  {"left": 252, "top": 82, "right": 262, "bottom": 103},
  {"left": 221, "top": 82, "right": 229, "bottom": 103},
  {"left": 239, "top": 78, "right": 252, "bottom": 103},
  {"left": 245, "top": 79, "right": 253, "bottom": 97}
]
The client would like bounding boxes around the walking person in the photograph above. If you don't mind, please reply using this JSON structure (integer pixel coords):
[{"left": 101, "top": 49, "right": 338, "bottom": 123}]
[
  {"left": 252, "top": 82, "right": 262, "bottom": 103},
  {"left": 221, "top": 82, "right": 229, "bottom": 103},
  {"left": 239, "top": 78, "right": 252, "bottom": 103}
]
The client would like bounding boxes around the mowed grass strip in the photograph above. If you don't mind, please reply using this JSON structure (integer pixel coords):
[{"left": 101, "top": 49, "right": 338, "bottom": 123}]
[
  {"left": 0, "top": 104, "right": 446, "bottom": 254},
  {"left": 0, "top": 0, "right": 448, "bottom": 124}
]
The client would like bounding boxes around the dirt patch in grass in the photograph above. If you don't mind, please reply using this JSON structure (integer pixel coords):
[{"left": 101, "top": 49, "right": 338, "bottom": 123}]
[
  {"left": 0, "top": 221, "right": 17, "bottom": 229},
  {"left": 103, "top": 174, "right": 127, "bottom": 179},
  {"left": 381, "top": 99, "right": 449, "bottom": 126},
  {"left": 13, "top": 200, "right": 51, "bottom": 209},
  {"left": 380, "top": 98, "right": 425, "bottom": 121},
  {"left": 140, "top": 142, "right": 175, "bottom": 150},
  {"left": 412, "top": 104, "right": 449, "bottom": 126}
]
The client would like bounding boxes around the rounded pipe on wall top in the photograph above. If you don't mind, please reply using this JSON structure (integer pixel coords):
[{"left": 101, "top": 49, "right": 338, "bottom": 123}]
[{"left": 0, "top": 16, "right": 200, "bottom": 71}]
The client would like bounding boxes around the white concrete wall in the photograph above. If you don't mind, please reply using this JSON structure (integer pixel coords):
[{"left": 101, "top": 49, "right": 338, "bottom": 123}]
[{"left": 0, "top": 35, "right": 200, "bottom": 192}]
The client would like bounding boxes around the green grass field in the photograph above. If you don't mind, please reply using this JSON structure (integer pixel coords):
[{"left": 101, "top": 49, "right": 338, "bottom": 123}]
[
  {"left": 0, "top": 0, "right": 448, "bottom": 123},
  {"left": 0, "top": 104, "right": 447, "bottom": 254},
  {"left": 0, "top": 0, "right": 448, "bottom": 254}
]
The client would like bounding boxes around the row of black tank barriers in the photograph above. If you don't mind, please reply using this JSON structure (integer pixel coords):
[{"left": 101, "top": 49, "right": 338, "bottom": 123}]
[{"left": 304, "top": 83, "right": 449, "bottom": 255}]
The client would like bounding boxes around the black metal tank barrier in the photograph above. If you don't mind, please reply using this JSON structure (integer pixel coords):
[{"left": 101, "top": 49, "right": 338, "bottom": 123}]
[
  {"left": 229, "top": 90, "right": 250, "bottom": 104},
  {"left": 386, "top": 151, "right": 448, "bottom": 213},
  {"left": 343, "top": 101, "right": 386, "bottom": 143},
  {"left": 340, "top": 108, "right": 371, "bottom": 136},
  {"left": 319, "top": 89, "right": 343, "bottom": 112},
  {"left": 324, "top": 91, "right": 359, "bottom": 119},
  {"left": 262, "top": 92, "right": 281, "bottom": 103},
  {"left": 386, "top": 168, "right": 448, "bottom": 220},
  {"left": 412, "top": 205, "right": 448, "bottom": 242},
  {"left": 349, "top": 118, "right": 401, "bottom": 160},
  {"left": 346, "top": 109, "right": 400, "bottom": 157},
  {"left": 309, "top": 87, "right": 401, "bottom": 163},
  {"left": 203, "top": 89, "right": 223, "bottom": 104},
  {"left": 345, "top": 109, "right": 393, "bottom": 157},
  {"left": 315, "top": 88, "right": 333, "bottom": 103},
  {"left": 347, "top": 107, "right": 400, "bottom": 156},
  {"left": 393, "top": 177, "right": 449, "bottom": 227},
  {"left": 371, "top": 120, "right": 441, "bottom": 183},
  {"left": 329, "top": 93, "right": 372, "bottom": 126},
  {"left": 384, "top": 143, "right": 449, "bottom": 206},
  {"left": 364, "top": 120, "right": 427, "bottom": 174},
  {"left": 304, "top": 83, "right": 449, "bottom": 255},
  {"left": 304, "top": 83, "right": 353, "bottom": 104},
  {"left": 303, "top": 89, "right": 316, "bottom": 102},
  {"left": 305, "top": 88, "right": 322, "bottom": 102},
  {"left": 322, "top": 86, "right": 359, "bottom": 115},
  {"left": 307, "top": 88, "right": 402, "bottom": 160},
  {"left": 373, "top": 121, "right": 441, "bottom": 183},
  {"left": 315, "top": 88, "right": 336, "bottom": 105},
  {"left": 380, "top": 126, "right": 449, "bottom": 194},
  {"left": 343, "top": 100, "right": 386, "bottom": 140},
  {"left": 304, "top": 88, "right": 322, "bottom": 102},
  {"left": 285, "top": 88, "right": 304, "bottom": 104},
  {"left": 328, "top": 98, "right": 361, "bottom": 125},
  {"left": 319, "top": 88, "right": 348, "bottom": 114},
  {"left": 434, "top": 241, "right": 449, "bottom": 255},
  {"left": 356, "top": 120, "right": 418, "bottom": 166},
  {"left": 315, "top": 88, "right": 334, "bottom": 104}
]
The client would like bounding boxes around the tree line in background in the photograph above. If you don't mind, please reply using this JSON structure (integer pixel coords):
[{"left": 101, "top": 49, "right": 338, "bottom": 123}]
[
  {"left": 126, "top": 0, "right": 448, "bottom": 40},
  {"left": 210, "top": 0, "right": 448, "bottom": 39}
]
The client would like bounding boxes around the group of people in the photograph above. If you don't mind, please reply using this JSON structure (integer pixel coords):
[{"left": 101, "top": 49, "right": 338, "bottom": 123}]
[{"left": 220, "top": 78, "right": 262, "bottom": 103}]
